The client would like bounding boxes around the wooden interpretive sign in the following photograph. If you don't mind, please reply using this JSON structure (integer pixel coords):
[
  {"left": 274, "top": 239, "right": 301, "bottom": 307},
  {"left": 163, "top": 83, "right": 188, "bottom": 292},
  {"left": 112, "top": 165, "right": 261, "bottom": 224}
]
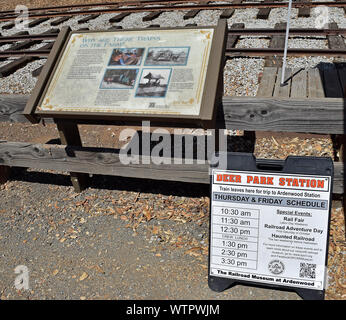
[{"left": 24, "top": 20, "right": 228, "bottom": 128}]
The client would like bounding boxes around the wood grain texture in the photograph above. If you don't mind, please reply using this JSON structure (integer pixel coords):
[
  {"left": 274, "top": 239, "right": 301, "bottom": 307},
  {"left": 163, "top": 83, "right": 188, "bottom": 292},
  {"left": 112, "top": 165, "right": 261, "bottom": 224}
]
[
  {"left": 0, "top": 141, "right": 343, "bottom": 193},
  {"left": 265, "top": 23, "right": 286, "bottom": 67},
  {"left": 1, "top": 95, "right": 345, "bottom": 134},
  {"left": 0, "top": 141, "right": 210, "bottom": 185},
  {"left": 291, "top": 68, "right": 307, "bottom": 98},
  {"left": 226, "top": 23, "right": 245, "bottom": 50},
  {"left": 307, "top": 68, "right": 325, "bottom": 98},
  {"left": 219, "top": 96, "right": 345, "bottom": 134},
  {"left": 257, "top": 67, "right": 277, "bottom": 97}
]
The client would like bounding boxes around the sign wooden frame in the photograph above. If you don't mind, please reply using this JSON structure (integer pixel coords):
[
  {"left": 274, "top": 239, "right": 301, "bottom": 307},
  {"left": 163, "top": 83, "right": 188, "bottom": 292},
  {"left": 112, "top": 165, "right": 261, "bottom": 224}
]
[{"left": 24, "top": 20, "right": 228, "bottom": 128}]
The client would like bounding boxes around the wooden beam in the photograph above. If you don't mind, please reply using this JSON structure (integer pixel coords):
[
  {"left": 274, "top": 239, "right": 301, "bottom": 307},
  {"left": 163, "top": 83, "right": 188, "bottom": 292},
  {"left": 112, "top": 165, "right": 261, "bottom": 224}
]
[
  {"left": 257, "top": 0, "right": 272, "bottom": 19},
  {"left": 55, "top": 121, "right": 89, "bottom": 192},
  {"left": 0, "top": 141, "right": 343, "bottom": 193},
  {"left": 265, "top": 22, "right": 286, "bottom": 67},
  {"left": 226, "top": 23, "right": 245, "bottom": 50},
  {"left": 0, "top": 95, "right": 345, "bottom": 134},
  {"left": 219, "top": 96, "right": 345, "bottom": 134},
  {"left": 0, "top": 165, "right": 10, "bottom": 184}
]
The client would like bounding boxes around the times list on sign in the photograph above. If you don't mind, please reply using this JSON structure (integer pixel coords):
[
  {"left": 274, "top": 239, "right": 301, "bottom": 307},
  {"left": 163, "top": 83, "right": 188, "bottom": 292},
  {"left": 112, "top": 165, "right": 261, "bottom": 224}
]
[{"left": 210, "top": 170, "right": 331, "bottom": 291}]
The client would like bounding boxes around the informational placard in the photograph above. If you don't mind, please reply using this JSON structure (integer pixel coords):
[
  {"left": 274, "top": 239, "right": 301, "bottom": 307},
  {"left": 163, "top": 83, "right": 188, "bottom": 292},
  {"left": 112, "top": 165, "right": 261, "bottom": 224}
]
[
  {"left": 208, "top": 154, "right": 333, "bottom": 299},
  {"left": 24, "top": 21, "right": 227, "bottom": 126}
]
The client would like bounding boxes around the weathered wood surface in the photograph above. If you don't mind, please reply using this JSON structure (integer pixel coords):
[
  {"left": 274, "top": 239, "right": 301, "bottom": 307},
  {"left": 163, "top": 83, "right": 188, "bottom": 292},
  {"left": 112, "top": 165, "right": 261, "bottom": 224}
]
[
  {"left": 109, "top": 12, "right": 130, "bottom": 23},
  {"left": 256, "top": 0, "right": 272, "bottom": 19},
  {"left": 273, "top": 68, "right": 292, "bottom": 97},
  {"left": 0, "top": 141, "right": 343, "bottom": 193},
  {"left": 77, "top": 14, "right": 99, "bottom": 24},
  {"left": 220, "top": 0, "right": 242, "bottom": 18},
  {"left": 0, "top": 95, "right": 345, "bottom": 134},
  {"left": 257, "top": 67, "right": 277, "bottom": 97},
  {"left": 143, "top": 11, "right": 162, "bottom": 21},
  {"left": 219, "top": 96, "right": 345, "bottom": 134},
  {"left": 56, "top": 120, "right": 89, "bottom": 192},
  {"left": 265, "top": 22, "right": 286, "bottom": 67},
  {"left": 226, "top": 23, "right": 245, "bottom": 50},
  {"left": 51, "top": 16, "right": 72, "bottom": 26},
  {"left": 298, "top": 0, "right": 311, "bottom": 17},
  {"left": 290, "top": 68, "right": 308, "bottom": 98},
  {"left": 307, "top": 68, "right": 325, "bottom": 98}
]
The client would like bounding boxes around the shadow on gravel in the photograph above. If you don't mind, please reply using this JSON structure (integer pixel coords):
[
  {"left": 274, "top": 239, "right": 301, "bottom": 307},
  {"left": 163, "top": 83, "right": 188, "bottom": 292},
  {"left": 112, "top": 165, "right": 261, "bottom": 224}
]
[
  {"left": 8, "top": 133, "right": 255, "bottom": 198},
  {"left": 9, "top": 167, "right": 210, "bottom": 197}
]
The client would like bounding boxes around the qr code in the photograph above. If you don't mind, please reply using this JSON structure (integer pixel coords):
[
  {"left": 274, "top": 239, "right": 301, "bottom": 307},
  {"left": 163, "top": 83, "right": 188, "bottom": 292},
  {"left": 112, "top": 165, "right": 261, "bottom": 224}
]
[{"left": 299, "top": 263, "right": 316, "bottom": 279}]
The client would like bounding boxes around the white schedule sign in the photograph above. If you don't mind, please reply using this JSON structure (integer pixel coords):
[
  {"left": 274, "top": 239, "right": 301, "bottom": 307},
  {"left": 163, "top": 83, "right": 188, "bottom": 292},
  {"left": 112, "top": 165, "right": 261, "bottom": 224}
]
[{"left": 210, "top": 170, "right": 331, "bottom": 291}]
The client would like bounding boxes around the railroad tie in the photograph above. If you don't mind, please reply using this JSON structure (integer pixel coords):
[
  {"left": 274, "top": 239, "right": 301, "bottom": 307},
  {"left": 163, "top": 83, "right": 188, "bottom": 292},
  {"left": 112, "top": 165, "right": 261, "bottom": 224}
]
[
  {"left": 143, "top": 11, "right": 162, "bottom": 22},
  {"left": 226, "top": 23, "right": 245, "bottom": 50},
  {"left": 256, "top": 0, "right": 272, "bottom": 20},
  {"left": 220, "top": 0, "right": 243, "bottom": 19},
  {"left": 109, "top": 12, "right": 130, "bottom": 23},
  {"left": 50, "top": 15, "right": 73, "bottom": 26},
  {"left": 264, "top": 22, "right": 286, "bottom": 67},
  {"left": 77, "top": 14, "right": 99, "bottom": 24},
  {"left": 298, "top": 0, "right": 311, "bottom": 17},
  {"left": 27, "top": 17, "right": 50, "bottom": 28}
]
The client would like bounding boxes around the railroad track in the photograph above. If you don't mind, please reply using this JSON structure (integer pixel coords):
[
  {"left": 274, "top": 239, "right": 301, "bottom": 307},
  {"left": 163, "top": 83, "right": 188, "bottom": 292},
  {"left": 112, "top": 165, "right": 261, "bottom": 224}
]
[
  {"left": 0, "top": 1, "right": 345, "bottom": 78},
  {"left": 0, "top": 1, "right": 345, "bottom": 22}
]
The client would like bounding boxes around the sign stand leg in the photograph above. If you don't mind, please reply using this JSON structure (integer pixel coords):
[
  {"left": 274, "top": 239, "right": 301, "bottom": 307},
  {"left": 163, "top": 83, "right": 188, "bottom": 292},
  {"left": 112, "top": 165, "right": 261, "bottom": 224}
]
[
  {"left": 0, "top": 165, "right": 10, "bottom": 184},
  {"left": 55, "top": 120, "right": 89, "bottom": 192}
]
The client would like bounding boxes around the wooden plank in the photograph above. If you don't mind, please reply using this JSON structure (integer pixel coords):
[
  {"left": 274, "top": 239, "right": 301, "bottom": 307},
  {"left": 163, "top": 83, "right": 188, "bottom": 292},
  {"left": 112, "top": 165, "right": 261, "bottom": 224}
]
[
  {"left": 257, "top": 67, "right": 277, "bottom": 97},
  {"left": 109, "top": 12, "right": 130, "bottom": 23},
  {"left": 323, "top": 65, "right": 343, "bottom": 97},
  {"left": 273, "top": 68, "right": 292, "bottom": 98},
  {"left": 183, "top": 9, "right": 201, "bottom": 20},
  {"left": 2, "top": 22, "right": 15, "bottom": 30},
  {"left": 32, "top": 65, "right": 44, "bottom": 78},
  {"left": 0, "top": 57, "right": 36, "bottom": 78},
  {"left": 257, "top": 0, "right": 272, "bottom": 20},
  {"left": 28, "top": 18, "right": 50, "bottom": 28},
  {"left": 0, "top": 165, "right": 10, "bottom": 184},
  {"left": 77, "top": 14, "right": 99, "bottom": 24},
  {"left": 0, "top": 141, "right": 343, "bottom": 193},
  {"left": 298, "top": 0, "right": 311, "bottom": 17},
  {"left": 143, "top": 11, "right": 162, "bottom": 21},
  {"left": 0, "top": 31, "right": 29, "bottom": 47},
  {"left": 1, "top": 95, "right": 345, "bottom": 134},
  {"left": 307, "top": 68, "right": 325, "bottom": 98},
  {"left": 220, "top": 0, "right": 242, "bottom": 18},
  {"left": 226, "top": 23, "right": 245, "bottom": 50},
  {"left": 265, "top": 22, "right": 286, "bottom": 67},
  {"left": 50, "top": 16, "right": 73, "bottom": 26},
  {"left": 327, "top": 23, "right": 346, "bottom": 50},
  {"left": 219, "top": 96, "right": 345, "bottom": 134},
  {"left": 55, "top": 121, "right": 89, "bottom": 192},
  {"left": 290, "top": 68, "right": 307, "bottom": 98},
  {"left": 7, "top": 39, "right": 41, "bottom": 51}
]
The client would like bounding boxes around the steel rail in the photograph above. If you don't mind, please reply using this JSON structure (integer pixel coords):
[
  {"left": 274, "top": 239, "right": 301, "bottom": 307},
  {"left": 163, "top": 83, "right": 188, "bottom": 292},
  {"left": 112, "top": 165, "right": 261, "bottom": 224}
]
[
  {"left": 1, "top": 28, "right": 345, "bottom": 44},
  {"left": 1, "top": 47, "right": 345, "bottom": 59},
  {"left": 0, "top": 2, "right": 345, "bottom": 22},
  {"left": 0, "top": 0, "right": 198, "bottom": 16},
  {"left": 225, "top": 48, "right": 346, "bottom": 57}
]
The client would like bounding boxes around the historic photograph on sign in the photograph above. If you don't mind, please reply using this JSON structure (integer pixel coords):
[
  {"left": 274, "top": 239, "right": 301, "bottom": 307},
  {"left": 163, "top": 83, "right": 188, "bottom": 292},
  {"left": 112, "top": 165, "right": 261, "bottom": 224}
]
[
  {"left": 100, "top": 68, "right": 139, "bottom": 89},
  {"left": 144, "top": 47, "right": 190, "bottom": 66},
  {"left": 108, "top": 48, "right": 145, "bottom": 66},
  {"left": 135, "top": 68, "right": 172, "bottom": 97}
]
